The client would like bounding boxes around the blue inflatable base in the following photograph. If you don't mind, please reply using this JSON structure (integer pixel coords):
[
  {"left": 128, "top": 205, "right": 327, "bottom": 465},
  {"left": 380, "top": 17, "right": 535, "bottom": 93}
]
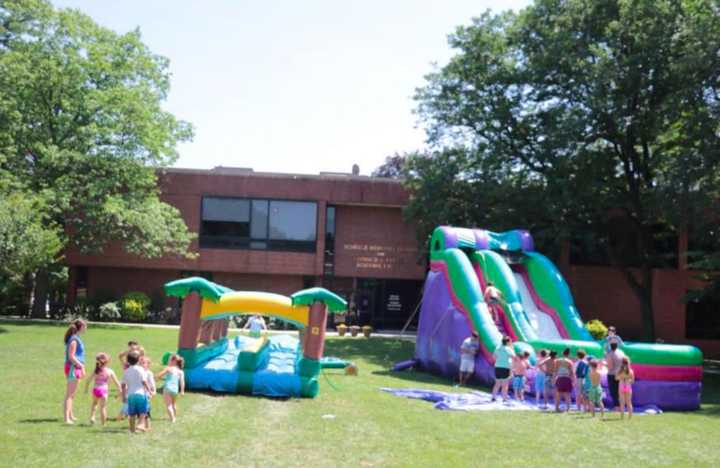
[{"left": 185, "top": 334, "right": 305, "bottom": 398}]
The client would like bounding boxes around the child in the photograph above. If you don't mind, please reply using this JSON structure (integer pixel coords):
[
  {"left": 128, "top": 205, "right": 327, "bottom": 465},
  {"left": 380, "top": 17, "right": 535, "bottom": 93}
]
[
  {"left": 617, "top": 357, "right": 635, "bottom": 419},
  {"left": 587, "top": 359, "right": 605, "bottom": 419},
  {"left": 244, "top": 314, "right": 267, "bottom": 338},
  {"left": 457, "top": 332, "right": 480, "bottom": 387},
  {"left": 157, "top": 354, "right": 185, "bottom": 423},
  {"left": 554, "top": 348, "right": 575, "bottom": 412},
  {"left": 140, "top": 356, "right": 156, "bottom": 431},
  {"left": 121, "top": 351, "right": 151, "bottom": 433},
  {"left": 574, "top": 349, "right": 589, "bottom": 412},
  {"left": 511, "top": 351, "right": 531, "bottom": 401},
  {"left": 542, "top": 351, "right": 557, "bottom": 409},
  {"left": 603, "top": 326, "right": 624, "bottom": 353},
  {"left": 534, "top": 349, "right": 549, "bottom": 408},
  {"left": 118, "top": 340, "right": 140, "bottom": 369},
  {"left": 117, "top": 341, "right": 140, "bottom": 421},
  {"left": 84, "top": 353, "right": 121, "bottom": 425}
]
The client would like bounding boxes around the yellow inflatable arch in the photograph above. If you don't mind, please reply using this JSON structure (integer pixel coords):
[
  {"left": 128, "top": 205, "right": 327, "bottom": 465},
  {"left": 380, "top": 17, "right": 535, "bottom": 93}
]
[{"left": 199, "top": 291, "right": 310, "bottom": 328}]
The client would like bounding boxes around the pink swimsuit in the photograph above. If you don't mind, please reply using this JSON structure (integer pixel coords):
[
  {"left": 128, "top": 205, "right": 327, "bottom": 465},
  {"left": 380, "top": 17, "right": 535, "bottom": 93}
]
[{"left": 93, "top": 370, "right": 109, "bottom": 398}]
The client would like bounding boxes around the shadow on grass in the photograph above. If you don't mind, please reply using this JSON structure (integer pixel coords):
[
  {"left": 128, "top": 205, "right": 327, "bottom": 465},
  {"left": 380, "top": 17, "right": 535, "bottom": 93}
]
[
  {"left": 0, "top": 327, "right": 7, "bottom": 334},
  {"left": 18, "top": 418, "right": 61, "bottom": 424},
  {"left": 324, "top": 338, "right": 415, "bottom": 368}
]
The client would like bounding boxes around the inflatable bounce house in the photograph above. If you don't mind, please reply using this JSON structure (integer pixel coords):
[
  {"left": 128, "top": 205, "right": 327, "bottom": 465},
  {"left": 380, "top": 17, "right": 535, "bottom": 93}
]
[
  {"left": 414, "top": 226, "right": 703, "bottom": 410},
  {"left": 163, "top": 277, "right": 347, "bottom": 398}
]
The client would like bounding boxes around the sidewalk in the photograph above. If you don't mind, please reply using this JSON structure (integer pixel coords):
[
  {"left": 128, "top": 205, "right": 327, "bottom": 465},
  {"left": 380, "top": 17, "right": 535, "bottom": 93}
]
[{"left": 0, "top": 316, "right": 417, "bottom": 340}]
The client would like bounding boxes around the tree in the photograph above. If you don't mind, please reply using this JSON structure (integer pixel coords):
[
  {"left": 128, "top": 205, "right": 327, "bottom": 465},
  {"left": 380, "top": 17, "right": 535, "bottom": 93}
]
[
  {"left": 412, "top": 0, "right": 720, "bottom": 339},
  {"left": 0, "top": 1, "right": 195, "bottom": 317},
  {"left": 372, "top": 154, "right": 407, "bottom": 178}
]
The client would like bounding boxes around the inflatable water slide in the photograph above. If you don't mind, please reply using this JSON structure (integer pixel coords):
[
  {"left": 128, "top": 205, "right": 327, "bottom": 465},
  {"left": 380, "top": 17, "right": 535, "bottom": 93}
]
[
  {"left": 163, "top": 277, "right": 347, "bottom": 398},
  {"left": 415, "top": 226, "right": 702, "bottom": 410}
]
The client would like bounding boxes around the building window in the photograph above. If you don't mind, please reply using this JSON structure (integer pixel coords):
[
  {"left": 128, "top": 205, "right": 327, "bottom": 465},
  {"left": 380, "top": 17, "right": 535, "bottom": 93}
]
[
  {"left": 324, "top": 206, "right": 336, "bottom": 276},
  {"left": 686, "top": 294, "right": 720, "bottom": 339},
  {"left": 200, "top": 196, "right": 317, "bottom": 252}
]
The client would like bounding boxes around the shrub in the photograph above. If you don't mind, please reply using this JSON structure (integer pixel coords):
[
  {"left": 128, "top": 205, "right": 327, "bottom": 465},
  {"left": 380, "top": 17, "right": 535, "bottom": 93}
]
[
  {"left": 120, "top": 291, "right": 150, "bottom": 322},
  {"left": 585, "top": 319, "right": 608, "bottom": 340},
  {"left": 89, "top": 288, "right": 117, "bottom": 308},
  {"left": 97, "top": 302, "right": 121, "bottom": 322},
  {"left": 70, "top": 297, "right": 95, "bottom": 320}
]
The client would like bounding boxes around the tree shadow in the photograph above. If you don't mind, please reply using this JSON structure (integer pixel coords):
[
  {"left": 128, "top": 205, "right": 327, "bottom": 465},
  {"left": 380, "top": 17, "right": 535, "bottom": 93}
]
[
  {"left": 18, "top": 418, "right": 61, "bottom": 424},
  {"left": 0, "top": 327, "right": 7, "bottom": 334},
  {"left": 324, "top": 338, "right": 415, "bottom": 368}
]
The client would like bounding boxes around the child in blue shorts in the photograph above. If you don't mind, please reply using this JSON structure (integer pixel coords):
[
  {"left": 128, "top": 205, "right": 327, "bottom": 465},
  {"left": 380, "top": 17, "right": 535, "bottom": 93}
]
[
  {"left": 121, "top": 351, "right": 151, "bottom": 433},
  {"left": 511, "top": 351, "right": 531, "bottom": 401},
  {"left": 534, "top": 349, "right": 549, "bottom": 407}
]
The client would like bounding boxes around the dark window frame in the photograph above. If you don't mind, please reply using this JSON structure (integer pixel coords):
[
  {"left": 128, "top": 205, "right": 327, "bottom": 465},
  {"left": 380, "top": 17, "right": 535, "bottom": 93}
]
[{"left": 199, "top": 195, "right": 318, "bottom": 253}]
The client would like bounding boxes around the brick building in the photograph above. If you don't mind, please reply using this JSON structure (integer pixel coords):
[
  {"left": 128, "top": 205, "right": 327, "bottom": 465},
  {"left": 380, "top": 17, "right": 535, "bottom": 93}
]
[{"left": 66, "top": 167, "right": 427, "bottom": 329}]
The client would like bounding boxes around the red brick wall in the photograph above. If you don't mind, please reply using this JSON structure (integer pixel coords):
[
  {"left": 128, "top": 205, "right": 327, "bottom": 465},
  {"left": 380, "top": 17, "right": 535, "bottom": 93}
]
[
  {"left": 66, "top": 170, "right": 419, "bottom": 280},
  {"left": 561, "top": 264, "right": 720, "bottom": 357},
  {"left": 333, "top": 206, "right": 426, "bottom": 280}
]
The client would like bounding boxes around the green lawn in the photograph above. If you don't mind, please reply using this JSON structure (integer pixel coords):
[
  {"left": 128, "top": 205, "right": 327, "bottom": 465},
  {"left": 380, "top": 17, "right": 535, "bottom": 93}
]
[{"left": 1, "top": 322, "right": 719, "bottom": 467}]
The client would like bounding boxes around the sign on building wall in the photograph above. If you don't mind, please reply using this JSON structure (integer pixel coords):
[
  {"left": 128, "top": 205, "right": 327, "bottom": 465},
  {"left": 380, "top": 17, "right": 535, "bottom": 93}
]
[{"left": 343, "top": 243, "right": 418, "bottom": 272}]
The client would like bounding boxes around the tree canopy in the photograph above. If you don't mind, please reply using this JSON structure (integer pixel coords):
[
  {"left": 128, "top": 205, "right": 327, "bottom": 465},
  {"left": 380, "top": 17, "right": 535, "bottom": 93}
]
[
  {"left": 0, "top": 0, "right": 196, "bottom": 315},
  {"left": 410, "top": 0, "right": 720, "bottom": 339}
]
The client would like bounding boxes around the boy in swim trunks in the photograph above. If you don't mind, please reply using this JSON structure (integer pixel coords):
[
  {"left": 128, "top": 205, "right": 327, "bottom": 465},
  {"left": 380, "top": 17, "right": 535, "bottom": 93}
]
[
  {"left": 458, "top": 332, "right": 480, "bottom": 387},
  {"left": 574, "top": 349, "right": 589, "bottom": 412},
  {"left": 587, "top": 359, "right": 605, "bottom": 419},
  {"left": 121, "top": 351, "right": 151, "bottom": 433},
  {"left": 511, "top": 351, "right": 531, "bottom": 401},
  {"left": 534, "top": 349, "right": 549, "bottom": 408}
]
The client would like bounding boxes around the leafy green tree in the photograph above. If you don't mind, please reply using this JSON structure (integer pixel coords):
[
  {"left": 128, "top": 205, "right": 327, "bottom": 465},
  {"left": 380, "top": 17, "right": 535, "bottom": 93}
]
[
  {"left": 412, "top": 0, "right": 720, "bottom": 339},
  {"left": 371, "top": 154, "right": 407, "bottom": 178},
  {"left": 0, "top": 1, "right": 195, "bottom": 317}
]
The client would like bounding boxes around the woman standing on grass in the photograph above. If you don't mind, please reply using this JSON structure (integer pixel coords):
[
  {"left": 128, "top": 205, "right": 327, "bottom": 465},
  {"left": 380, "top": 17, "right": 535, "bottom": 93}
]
[{"left": 63, "top": 319, "right": 87, "bottom": 424}]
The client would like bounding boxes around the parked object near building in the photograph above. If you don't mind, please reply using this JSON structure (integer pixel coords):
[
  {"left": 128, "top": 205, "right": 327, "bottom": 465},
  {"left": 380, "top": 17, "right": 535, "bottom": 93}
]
[
  {"left": 163, "top": 276, "right": 347, "bottom": 398},
  {"left": 412, "top": 226, "right": 703, "bottom": 410}
]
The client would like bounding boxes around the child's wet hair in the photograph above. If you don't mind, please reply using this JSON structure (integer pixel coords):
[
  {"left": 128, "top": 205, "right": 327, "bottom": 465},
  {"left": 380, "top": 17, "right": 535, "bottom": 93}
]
[
  {"left": 549, "top": 350, "right": 557, "bottom": 358},
  {"left": 562, "top": 348, "right": 570, "bottom": 357},
  {"left": 522, "top": 351, "right": 530, "bottom": 358},
  {"left": 128, "top": 340, "right": 138, "bottom": 347},
  {"left": 95, "top": 352, "right": 110, "bottom": 374},
  {"left": 577, "top": 349, "right": 586, "bottom": 359},
  {"left": 610, "top": 342, "right": 618, "bottom": 351},
  {"left": 539, "top": 349, "right": 548, "bottom": 357},
  {"left": 127, "top": 350, "right": 140, "bottom": 366},
  {"left": 501, "top": 336, "right": 511, "bottom": 345},
  {"left": 173, "top": 354, "right": 185, "bottom": 369}
]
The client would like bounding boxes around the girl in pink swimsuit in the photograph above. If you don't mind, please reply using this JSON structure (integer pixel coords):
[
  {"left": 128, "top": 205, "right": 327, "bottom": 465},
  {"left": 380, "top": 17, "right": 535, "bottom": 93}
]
[
  {"left": 616, "top": 357, "right": 635, "bottom": 420},
  {"left": 85, "top": 353, "right": 121, "bottom": 425}
]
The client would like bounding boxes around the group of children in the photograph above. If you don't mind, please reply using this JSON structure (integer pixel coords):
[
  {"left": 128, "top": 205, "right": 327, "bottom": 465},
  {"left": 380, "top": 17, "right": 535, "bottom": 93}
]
[
  {"left": 459, "top": 327, "right": 636, "bottom": 419},
  {"left": 83, "top": 340, "right": 186, "bottom": 432}
]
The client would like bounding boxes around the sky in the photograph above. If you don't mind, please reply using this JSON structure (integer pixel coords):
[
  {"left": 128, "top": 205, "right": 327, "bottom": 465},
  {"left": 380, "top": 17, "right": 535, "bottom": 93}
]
[{"left": 53, "top": 0, "right": 530, "bottom": 175}]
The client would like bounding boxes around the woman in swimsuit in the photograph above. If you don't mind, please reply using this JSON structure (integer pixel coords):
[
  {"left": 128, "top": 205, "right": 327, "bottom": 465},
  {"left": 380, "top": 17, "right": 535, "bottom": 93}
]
[{"left": 616, "top": 357, "right": 635, "bottom": 419}]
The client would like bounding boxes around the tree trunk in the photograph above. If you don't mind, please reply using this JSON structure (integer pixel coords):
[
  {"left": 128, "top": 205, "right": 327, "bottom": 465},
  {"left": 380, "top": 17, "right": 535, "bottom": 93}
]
[
  {"left": 637, "top": 265, "right": 655, "bottom": 341},
  {"left": 31, "top": 269, "right": 49, "bottom": 319}
]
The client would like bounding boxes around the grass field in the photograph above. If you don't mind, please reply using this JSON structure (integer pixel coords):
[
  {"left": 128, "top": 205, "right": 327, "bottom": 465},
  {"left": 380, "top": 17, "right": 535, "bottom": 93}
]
[{"left": 1, "top": 322, "right": 719, "bottom": 467}]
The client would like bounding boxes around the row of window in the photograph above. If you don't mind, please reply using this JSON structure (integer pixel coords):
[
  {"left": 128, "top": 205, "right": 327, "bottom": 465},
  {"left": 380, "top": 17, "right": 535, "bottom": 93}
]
[{"left": 200, "top": 196, "right": 326, "bottom": 253}]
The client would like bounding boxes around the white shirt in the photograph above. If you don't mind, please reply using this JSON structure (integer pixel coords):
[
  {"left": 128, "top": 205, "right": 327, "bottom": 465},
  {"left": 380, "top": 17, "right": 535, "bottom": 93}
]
[
  {"left": 145, "top": 369, "right": 156, "bottom": 395},
  {"left": 248, "top": 316, "right": 266, "bottom": 333},
  {"left": 122, "top": 365, "right": 148, "bottom": 396}
]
